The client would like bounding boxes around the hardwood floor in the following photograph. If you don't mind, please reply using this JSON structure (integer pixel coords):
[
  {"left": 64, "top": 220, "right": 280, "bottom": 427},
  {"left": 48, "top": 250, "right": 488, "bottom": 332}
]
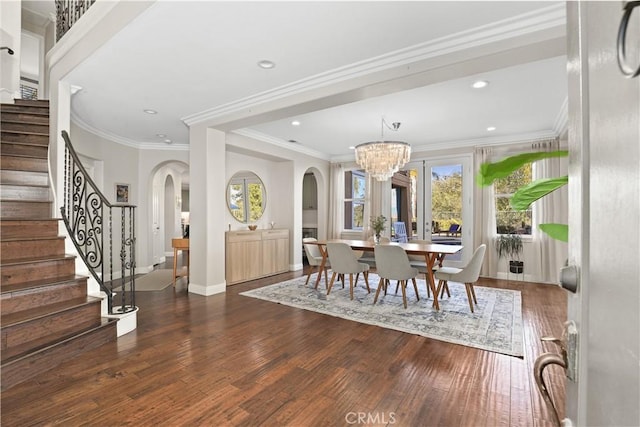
[{"left": 1, "top": 259, "right": 567, "bottom": 426}]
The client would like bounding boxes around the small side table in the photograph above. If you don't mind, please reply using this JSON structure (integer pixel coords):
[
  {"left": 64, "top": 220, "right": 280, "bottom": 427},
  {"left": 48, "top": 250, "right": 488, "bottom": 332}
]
[{"left": 171, "top": 238, "right": 189, "bottom": 286}]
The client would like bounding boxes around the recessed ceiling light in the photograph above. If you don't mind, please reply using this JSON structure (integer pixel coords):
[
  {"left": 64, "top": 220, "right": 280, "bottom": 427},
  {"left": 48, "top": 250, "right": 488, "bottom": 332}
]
[
  {"left": 487, "top": 126, "right": 496, "bottom": 131},
  {"left": 144, "top": 109, "right": 157, "bottom": 114},
  {"left": 349, "top": 146, "right": 356, "bottom": 150},
  {"left": 291, "top": 120, "right": 301, "bottom": 126},
  {"left": 156, "top": 133, "right": 166, "bottom": 138},
  {"left": 257, "top": 60, "right": 275, "bottom": 69},
  {"left": 472, "top": 80, "right": 489, "bottom": 89},
  {"left": 287, "top": 139, "right": 298, "bottom": 143},
  {"left": 164, "top": 139, "right": 173, "bottom": 144}
]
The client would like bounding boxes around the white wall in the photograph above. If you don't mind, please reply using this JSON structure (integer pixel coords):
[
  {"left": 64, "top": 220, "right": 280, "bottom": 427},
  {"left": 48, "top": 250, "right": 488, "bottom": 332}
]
[
  {"left": 70, "top": 123, "right": 189, "bottom": 273},
  {"left": 0, "top": 0, "right": 21, "bottom": 102}
]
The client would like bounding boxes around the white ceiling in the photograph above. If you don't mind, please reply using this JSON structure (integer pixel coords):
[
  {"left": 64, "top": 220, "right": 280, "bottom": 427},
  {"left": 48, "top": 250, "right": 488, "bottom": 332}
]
[{"left": 52, "top": 1, "right": 567, "bottom": 160}]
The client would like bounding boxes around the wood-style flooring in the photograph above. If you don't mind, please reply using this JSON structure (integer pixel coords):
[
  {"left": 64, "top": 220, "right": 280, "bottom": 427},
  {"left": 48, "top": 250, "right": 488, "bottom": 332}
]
[{"left": 1, "top": 256, "right": 567, "bottom": 426}]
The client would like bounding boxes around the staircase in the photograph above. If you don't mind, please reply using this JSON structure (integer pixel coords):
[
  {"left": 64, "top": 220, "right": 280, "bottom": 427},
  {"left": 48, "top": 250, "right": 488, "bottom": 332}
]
[{"left": 1, "top": 99, "right": 117, "bottom": 391}]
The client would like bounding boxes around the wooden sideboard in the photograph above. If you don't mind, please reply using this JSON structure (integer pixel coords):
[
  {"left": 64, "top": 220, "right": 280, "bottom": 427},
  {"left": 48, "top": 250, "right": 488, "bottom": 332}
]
[{"left": 225, "top": 229, "right": 289, "bottom": 285}]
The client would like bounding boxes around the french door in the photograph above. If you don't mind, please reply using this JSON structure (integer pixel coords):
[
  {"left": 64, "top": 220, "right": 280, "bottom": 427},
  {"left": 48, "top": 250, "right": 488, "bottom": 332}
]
[{"left": 404, "top": 155, "right": 473, "bottom": 267}]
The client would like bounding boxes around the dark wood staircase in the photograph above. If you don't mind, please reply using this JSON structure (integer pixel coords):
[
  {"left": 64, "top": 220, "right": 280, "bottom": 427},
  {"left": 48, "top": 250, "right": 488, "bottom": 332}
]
[{"left": 1, "top": 99, "right": 117, "bottom": 391}]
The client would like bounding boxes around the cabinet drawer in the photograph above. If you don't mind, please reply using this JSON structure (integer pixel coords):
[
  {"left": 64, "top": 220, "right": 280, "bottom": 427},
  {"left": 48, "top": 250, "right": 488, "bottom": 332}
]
[
  {"left": 226, "top": 231, "right": 261, "bottom": 243},
  {"left": 261, "top": 229, "right": 289, "bottom": 240}
]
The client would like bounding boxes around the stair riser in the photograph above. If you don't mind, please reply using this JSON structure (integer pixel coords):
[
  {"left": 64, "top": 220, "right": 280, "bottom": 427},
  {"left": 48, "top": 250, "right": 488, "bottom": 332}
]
[
  {"left": 0, "top": 238, "right": 65, "bottom": 262},
  {"left": 0, "top": 220, "right": 59, "bottom": 239},
  {"left": 0, "top": 170, "right": 48, "bottom": 187},
  {"left": 1, "top": 142, "right": 49, "bottom": 158},
  {"left": 1, "top": 131, "right": 49, "bottom": 146},
  {"left": 0, "top": 201, "right": 52, "bottom": 219},
  {"left": 0, "top": 104, "right": 49, "bottom": 115},
  {"left": 1, "top": 184, "right": 50, "bottom": 202},
  {"left": 1, "top": 302, "right": 102, "bottom": 351},
  {"left": 1, "top": 112, "right": 49, "bottom": 125},
  {"left": 13, "top": 99, "right": 50, "bottom": 107},
  {"left": 1, "top": 156, "right": 48, "bottom": 172},
  {"left": 1, "top": 258, "right": 75, "bottom": 286},
  {"left": 0, "top": 319, "right": 115, "bottom": 392},
  {"left": 1, "top": 122, "right": 49, "bottom": 135},
  {"left": 1, "top": 278, "right": 87, "bottom": 315}
]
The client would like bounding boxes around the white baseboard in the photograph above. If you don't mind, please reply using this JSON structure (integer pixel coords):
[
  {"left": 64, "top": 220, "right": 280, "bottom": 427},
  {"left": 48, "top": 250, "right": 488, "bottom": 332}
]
[
  {"left": 188, "top": 281, "right": 226, "bottom": 296},
  {"left": 290, "top": 263, "right": 303, "bottom": 271},
  {"left": 104, "top": 306, "right": 138, "bottom": 336}
]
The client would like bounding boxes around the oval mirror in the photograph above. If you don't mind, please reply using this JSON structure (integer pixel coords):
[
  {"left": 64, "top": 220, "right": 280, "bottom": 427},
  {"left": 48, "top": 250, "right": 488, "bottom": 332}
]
[{"left": 227, "top": 171, "right": 266, "bottom": 223}]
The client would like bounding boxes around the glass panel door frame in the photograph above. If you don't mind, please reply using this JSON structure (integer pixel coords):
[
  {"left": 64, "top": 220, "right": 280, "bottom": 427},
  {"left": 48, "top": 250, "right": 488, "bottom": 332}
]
[{"left": 403, "top": 154, "right": 473, "bottom": 268}]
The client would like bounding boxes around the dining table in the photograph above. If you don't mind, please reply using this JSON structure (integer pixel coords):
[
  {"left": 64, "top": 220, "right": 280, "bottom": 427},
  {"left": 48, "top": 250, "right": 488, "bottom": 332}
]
[{"left": 310, "top": 239, "right": 463, "bottom": 310}]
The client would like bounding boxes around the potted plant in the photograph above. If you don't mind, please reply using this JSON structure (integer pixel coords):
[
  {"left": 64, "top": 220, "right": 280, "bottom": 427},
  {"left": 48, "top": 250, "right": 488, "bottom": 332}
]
[
  {"left": 370, "top": 215, "right": 387, "bottom": 243},
  {"left": 495, "top": 234, "right": 524, "bottom": 274}
]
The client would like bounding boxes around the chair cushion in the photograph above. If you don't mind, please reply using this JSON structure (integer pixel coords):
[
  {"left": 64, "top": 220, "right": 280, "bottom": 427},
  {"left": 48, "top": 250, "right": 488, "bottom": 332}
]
[{"left": 434, "top": 266, "right": 462, "bottom": 281}]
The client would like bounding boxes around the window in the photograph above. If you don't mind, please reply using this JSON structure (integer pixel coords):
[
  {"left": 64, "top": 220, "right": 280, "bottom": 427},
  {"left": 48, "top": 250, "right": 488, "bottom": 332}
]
[
  {"left": 344, "top": 170, "right": 366, "bottom": 230},
  {"left": 494, "top": 163, "right": 532, "bottom": 235}
]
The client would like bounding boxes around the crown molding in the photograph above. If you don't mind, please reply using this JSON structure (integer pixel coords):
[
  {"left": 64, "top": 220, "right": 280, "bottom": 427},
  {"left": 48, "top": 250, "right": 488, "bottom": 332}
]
[
  {"left": 183, "top": 3, "right": 565, "bottom": 127},
  {"left": 329, "top": 130, "right": 560, "bottom": 163},
  {"left": 553, "top": 96, "right": 568, "bottom": 136},
  {"left": 71, "top": 111, "right": 189, "bottom": 151},
  {"left": 232, "top": 129, "right": 331, "bottom": 161}
]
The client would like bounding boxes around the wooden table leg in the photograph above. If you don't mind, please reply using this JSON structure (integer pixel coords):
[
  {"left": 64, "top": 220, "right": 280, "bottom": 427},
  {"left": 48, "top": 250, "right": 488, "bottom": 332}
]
[
  {"left": 172, "top": 247, "right": 178, "bottom": 286},
  {"left": 314, "top": 245, "right": 328, "bottom": 290},
  {"left": 424, "top": 253, "right": 440, "bottom": 310}
]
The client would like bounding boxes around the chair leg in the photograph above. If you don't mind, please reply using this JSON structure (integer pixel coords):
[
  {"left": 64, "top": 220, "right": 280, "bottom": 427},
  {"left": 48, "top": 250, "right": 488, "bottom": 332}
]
[
  {"left": 411, "top": 277, "right": 419, "bottom": 301},
  {"left": 324, "top": 268, "right": 330, "bottom": 290},
  {"left": 354, "top": 273, "right": 360, "bottom": 289},
  {"left": 363, "top": 271, "right": 370, "bottom": 293},
  {"left": 469, "top": 283, "right": 478, "bottom": 304},
  {"left": 373, "top": 277, "right": 384, "bottom": 305},
  {"left": 399, "top": 280, "right": 408, "bottom": 309},
  {"left": 327, "top": 272, "right": 337, "bottom": 295},
  {"left": 383, "top": 278, "right": 388, "bottom": 296},
  {"left": 464, "top": 283, "right": 475, "bottom": 313},
  {"left": 394, "top": 281, "right": 399, "bottom": 294},
  {"left": 439, "top": 281, "right": 451, "bottom": 299},
  {"left": 424, "top": 274, "right": 431, "bottom": 298},
  {"left": 306, "top": 265, "right": 316, "bottom": 286},
  {"left": 349, "top": 274, "right": 354, "bottom": 300}
]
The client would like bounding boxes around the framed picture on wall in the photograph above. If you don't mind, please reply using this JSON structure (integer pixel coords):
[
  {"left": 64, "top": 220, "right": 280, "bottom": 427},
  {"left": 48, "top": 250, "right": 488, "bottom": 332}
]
[{"left": 115, "top": 183, "right": 130, "bottom": 204}]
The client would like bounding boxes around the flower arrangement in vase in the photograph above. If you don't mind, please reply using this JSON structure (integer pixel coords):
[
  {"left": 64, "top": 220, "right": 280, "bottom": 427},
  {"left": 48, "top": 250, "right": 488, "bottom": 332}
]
[{"left": 370, "top": 215, "right": 387, "bottom": 243}]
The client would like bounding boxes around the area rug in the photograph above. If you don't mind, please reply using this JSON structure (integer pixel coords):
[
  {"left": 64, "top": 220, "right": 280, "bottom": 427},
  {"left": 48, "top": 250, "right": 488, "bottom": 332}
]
[
  {"left": 240, "top": 273, "right": 523, "bottom": 357},
  {"left": 133, "top": 269, "right": 175, "bottom": 291}
]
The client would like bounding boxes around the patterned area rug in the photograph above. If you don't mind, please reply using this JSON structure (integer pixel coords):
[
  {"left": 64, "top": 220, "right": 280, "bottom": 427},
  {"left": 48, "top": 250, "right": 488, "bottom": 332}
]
[{"left": 241, "top": 273, "right": 523, "bottom": 357}]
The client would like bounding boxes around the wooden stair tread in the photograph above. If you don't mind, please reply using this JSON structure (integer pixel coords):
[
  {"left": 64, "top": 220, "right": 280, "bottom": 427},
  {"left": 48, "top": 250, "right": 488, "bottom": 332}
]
[
  {"left": 1, "top": 254, "right": 76, "bottom": 267},
  {"left": 1, "top": 295, "right": 102, "bottom": 328},
  {"left": 0, "top": 129, "right": 49, "bottom": 137},
  {"left": 1, "top": 274, "right": 86, "bottom": 294},
  {"left": 1, "top": 236, "right": 65, "bottom": 243},
  {"left": 1, "top": 139, "right": 49, "bottom": 147},
  {"left": 1, "top": 318, "right": 114, "bottom": 366},
  {"left": 0, "top": 199, "right": 51, "bottom": 203}
]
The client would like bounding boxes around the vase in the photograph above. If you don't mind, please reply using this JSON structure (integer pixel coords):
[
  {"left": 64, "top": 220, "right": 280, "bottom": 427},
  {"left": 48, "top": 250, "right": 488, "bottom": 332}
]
[{"left": 374, "top": 234, "right": 381, "bottom": 244}]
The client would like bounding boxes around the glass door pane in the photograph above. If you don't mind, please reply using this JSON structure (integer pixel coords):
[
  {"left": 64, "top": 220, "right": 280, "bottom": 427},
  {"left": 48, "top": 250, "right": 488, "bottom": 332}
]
[{"left": 430, "top": 164, "right": 463, "bottom": 262}]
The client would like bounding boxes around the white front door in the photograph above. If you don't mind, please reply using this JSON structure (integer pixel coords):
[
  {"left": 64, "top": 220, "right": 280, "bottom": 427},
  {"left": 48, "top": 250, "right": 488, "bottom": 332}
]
[{"left": 565, "top": 2, "right": 640, "bottom": 425}]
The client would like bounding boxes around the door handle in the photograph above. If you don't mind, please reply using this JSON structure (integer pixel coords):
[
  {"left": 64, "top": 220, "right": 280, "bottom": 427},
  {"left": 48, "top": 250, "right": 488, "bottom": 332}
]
[{"left": 533, "top": 321, "right": 578, "bottom": 426}]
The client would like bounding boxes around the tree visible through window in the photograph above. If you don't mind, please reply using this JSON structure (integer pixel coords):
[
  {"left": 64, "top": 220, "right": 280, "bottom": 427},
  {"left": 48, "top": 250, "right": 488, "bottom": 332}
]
[
  {"left": 344, "top": 170, "right": 365, "bottom": 230},
  {"left": 494, "top": 163, "right": 532, "bottom": 235}
]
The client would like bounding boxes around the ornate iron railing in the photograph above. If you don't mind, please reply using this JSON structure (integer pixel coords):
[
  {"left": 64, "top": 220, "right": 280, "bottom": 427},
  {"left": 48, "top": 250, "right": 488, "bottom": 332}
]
[
  {"left": 60, "top": 130, "right": 136, "bottom": 314},
  {"left": 55, "top": 0, "right": 96, "bottom": 42}
]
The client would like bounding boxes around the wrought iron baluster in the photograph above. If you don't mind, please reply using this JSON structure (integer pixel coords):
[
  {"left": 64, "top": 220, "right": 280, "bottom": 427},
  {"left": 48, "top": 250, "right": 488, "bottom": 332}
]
[{"left": 60, "top": 131, "right": 136, "bottom": 315}]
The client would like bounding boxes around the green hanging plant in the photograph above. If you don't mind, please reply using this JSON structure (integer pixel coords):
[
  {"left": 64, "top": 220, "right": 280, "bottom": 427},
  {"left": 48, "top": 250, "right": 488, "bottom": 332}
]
[{"left": 477, "top": 150, "right": 569, "bottom": 242}]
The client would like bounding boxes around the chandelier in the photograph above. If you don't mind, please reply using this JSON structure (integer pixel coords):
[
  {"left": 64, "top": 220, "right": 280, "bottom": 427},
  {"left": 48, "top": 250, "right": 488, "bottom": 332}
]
[{"left": 355, "top": 118, "right": 411, "bottom": 181}]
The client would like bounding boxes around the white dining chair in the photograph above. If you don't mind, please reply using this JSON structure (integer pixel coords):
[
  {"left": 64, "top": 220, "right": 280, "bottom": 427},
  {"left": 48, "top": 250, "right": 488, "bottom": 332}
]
[
  {"left": 434, "top": 244, "right": 487, "bottom": 312},
  {"left": 326, "top": 242, "right": 371, "bottom": 300},
  {"left": 406, "top": 239, "right": 450, "bottom": 300},
  {"left": 374, "top": 244, "right": 419, "bottom": 309},
  {"left": 303, "top": 237, "right": 331, "bottom": 289}
]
